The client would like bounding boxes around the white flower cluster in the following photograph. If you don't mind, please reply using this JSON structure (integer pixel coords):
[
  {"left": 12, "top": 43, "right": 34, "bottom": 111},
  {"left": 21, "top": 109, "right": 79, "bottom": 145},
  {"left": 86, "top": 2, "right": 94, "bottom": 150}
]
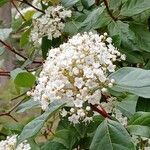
[
  {"left": 101, "top": 97, "right": 128, "bottom": 126},
  {"left": 30, "top": 5, "right": 72, "bottom": 47},
  {"left": 0, "top": 135, "right": 30, "bottom": 150},
  {"left": 28, "top": 32, "right": 125, "bottom": 124}
]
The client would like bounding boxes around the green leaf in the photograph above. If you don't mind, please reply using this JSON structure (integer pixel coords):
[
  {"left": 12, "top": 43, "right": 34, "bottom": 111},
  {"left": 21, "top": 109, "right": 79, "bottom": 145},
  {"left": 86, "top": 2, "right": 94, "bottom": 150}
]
[
  {"left": 136, "top": 97, "right": 150, "bottom": 112},
  {"left": 79, "top": 7, "right": 105, "bottom": 31},
  {"left": 41, "top": 141, "right": 66, "bottom": 150},
  {"left": 20, "top": 28, "right": 31, "bottom": 47},
  {"left": 23, "top": 10, "right": 36, "bottom": 21},
  {"left": 130, "top": 23, "right": 150, "bottom": 52},
  {"left": 61, "top": 0, "right": 79, "bottom": 8},
  {"left": 120, "top": 0, "right": 150, "bottom": 17},
  {"left": 127, "top": 125, "right": 150, "bottom": 138},
  {"left": 128, "top": 112, "right": 150, "bottom": 126},
  {"left": 109, "top": 67, "right": 150, "bottom": 98},
  {"left": 127, "top": 112, "right": 150, "bottom": 137},
  {"left": 28, "top": 139, "right": 40, "bottom": 150},
  {"left": 93, "top": 10, "right": 112, "bottom": 29},
  {"left": 109, "top": 0, "right": 127, "bottom": 11},
  {"left": 81, "top": 0, "right": 95, "bottom": 9},
  {"left": 16, "top": 99, "right": 40, "bottom": 113},
  {"left": 64, "top": 21, "right": 81, "bottom": 36},
  {"left": 75, "top": 123, "right": 87, "bottom": 138},
  {"left": 133, "top": 9, "right": 150, "bottom": 24},
  {"left": 14, "top": 72, "right": 36, "bottom": 88},
  {"left": 18, "top": 101, "right": 65, "bottom": 144},
  {"left": 53, "top": 128, "right": 79, "bottom": 150},
  {"left": 0, "top": 0, "right": 8, "bottom": 7},
  {"left": 90, "top": 119, "right": 135, "bottom": 150},
  {"left": 117, "top": 95, "right": 138, "bottom": 118},
  {"left": 108, "top": 21, "right": 138, "bottom": 51},
  {"left": 41, "top": 36, "right": 52, "bottom": 59},
  {"left": 87, "top": 115, "right": 104, "bottom": 134},
  {"left": 121, "top": 50, "right": 144, "bottom": 64},
  {"left": 64, "top": 12, "right": 86, "bottom": 36},
  {"left": 0, "top": 28, "right": 12, "bottom": 40}
]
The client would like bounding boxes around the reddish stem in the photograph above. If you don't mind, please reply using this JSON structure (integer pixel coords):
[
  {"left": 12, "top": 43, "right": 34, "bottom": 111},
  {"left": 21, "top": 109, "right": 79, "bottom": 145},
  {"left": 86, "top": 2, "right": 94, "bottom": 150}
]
[
  {"left": 11, "top": 0, "right": 26, "bottom": 21},
  {"left": 0, "top": 39, "right": 42, "bottom": 64},
  {"left": 0, "top": 71, "right": 10, "bottom": 77},
  {"left": 16, "top": 0, "right": 45, "bottom": 14},
  {"left": 91, "top": 104, "right": 111, "bottom": 119},
  {"left": 102, "top": 0, "right": 117, "bottom": 21}
]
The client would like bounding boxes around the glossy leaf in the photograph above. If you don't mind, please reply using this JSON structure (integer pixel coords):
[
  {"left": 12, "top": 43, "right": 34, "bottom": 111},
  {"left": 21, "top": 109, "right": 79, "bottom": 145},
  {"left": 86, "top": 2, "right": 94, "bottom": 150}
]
[
  {"left": 79, "top": 7, "right": 105, "bottom": 31},
  {"left": 130, "top": 23, "right": 150, "bottom": 52},
  {"left": 53, "top": 128, "right": 79, "bottom": 150},
  {"left": 18, "top": 101, "right": 65, "bottom": 143},
  {"left": 109, "top": 67, "right": 150, "bottom": 98},
  {"left": 41, "top": 141, "right": 66, "bottom": 150},
  {"left": 61, "top": 0, "right": 79, "bottom": 8},
  {"left": 14, "top": 72, "right": 36, "bottom": 88},
  {"left": 120, "top": 0, "right": 150, "bottom": 16},
  {"left": 108, "top": 21, "right": 138, "bottom": 51},
  {"left": 90, "top": 119, "right": 135, "bottom": 150},
  {"left": 127, "top": 112, "right": 150, "bottom": 137},
  {"left": 117, "top": 95, "right": 138, "bottom": 118}
]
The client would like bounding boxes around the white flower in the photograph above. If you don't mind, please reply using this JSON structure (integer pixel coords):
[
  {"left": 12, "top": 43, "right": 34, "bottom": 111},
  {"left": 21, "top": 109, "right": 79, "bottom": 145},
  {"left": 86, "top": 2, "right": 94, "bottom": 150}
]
[
  {"left": 77, "top": 109, "right": 85, "bottom": 117},
  {"left": 61, "top": 109, "right": 68, "bottom": 117},
  {"left": 30, "top": 32, "right": 125, "bottom": 124},
  {"left": 72, "top": 67, "right": 79, "bottom": 75},
  {"left": 73, "top": 99, "right": 83, "bottom": 108},
  {"left": 30, "top": 5, "right": 72, "bottom": 47},
  {"left": 0, "top": 135, "right": 31, "bottom": 150},
  {"left": 74, "top": 77, "right": 85, "bottom": 89},
  {"left": 86, "top": 106, "right": 91, "bottom": 111},
  {"left": 121, "top": 54, "right": 126, "bottom": 60},
  {"left": 106, "top": 37, "right": 112, "bottom": 43},
  {"left": 68, "top": 114, "right": 80, "bottom": 124}
]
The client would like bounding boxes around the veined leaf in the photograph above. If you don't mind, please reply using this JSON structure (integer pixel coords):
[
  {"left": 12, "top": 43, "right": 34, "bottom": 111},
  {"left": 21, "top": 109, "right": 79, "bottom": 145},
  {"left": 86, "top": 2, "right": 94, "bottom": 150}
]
[
  {"left": 108, "top": 21, "right": 138, "bottom": 51},
  {"left": 127, "top": 112, "right": 150, "bottom": 138},
  {"left": 120, "top": 0, "right": 150, "bottom": 17},
  {"left": 18, "top": 101, "right": 65, "bottom": 143},
  {"left": 79, "top": 7, "right": 105, "bottom": 31},
  {"left": 90, "top": 119, "right": 135, "bottom": 150},
  {"left": 109, "top": 67, "right": 150, "bottom": 98}
]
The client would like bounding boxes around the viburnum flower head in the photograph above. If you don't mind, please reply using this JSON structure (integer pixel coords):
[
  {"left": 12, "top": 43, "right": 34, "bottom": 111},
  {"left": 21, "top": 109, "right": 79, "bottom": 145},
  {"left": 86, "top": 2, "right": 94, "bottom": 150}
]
[
  {"left": 30, "top": 5, "right": 72, "bottom": 47},
  {"left": 0, "top": 135, "right": 31, "bottom": 150},
  {"left": 29, "top": 32, "right": 126, "bottom": 124}
]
